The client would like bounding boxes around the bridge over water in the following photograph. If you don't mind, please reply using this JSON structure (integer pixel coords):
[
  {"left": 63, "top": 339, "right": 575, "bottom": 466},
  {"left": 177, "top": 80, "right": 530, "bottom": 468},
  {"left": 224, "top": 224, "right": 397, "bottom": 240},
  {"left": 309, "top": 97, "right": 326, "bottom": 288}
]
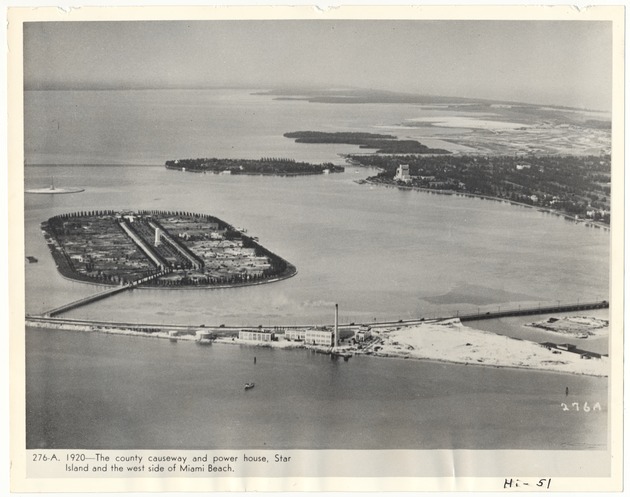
[
  {"left": 365, "top": 300, "right": 609, "bottom": 329},
  {"left": 457, "top": 300, "right": 609, "bottom": 322},
  {"left": 40, "top": 297, "right": 609, "bottom": 328},
  {"left": 43, "top": 270, "right": 170, "bottom": 317}
]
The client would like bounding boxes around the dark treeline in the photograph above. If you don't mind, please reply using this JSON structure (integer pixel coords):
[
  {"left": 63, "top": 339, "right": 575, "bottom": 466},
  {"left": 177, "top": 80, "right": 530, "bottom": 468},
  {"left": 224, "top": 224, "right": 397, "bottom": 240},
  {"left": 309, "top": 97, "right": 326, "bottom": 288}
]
[
  {"left": 165, "top": 157, "right": 344, "bottom": 175},
  {"left": 352, "top": 154, "right": 611, "bottom": 224},
  {"left": 284, "top": 131, "right": 451, "bottom": 154},
  {"left": 42, "top": 210, "right": 297, "bottom": 288}
]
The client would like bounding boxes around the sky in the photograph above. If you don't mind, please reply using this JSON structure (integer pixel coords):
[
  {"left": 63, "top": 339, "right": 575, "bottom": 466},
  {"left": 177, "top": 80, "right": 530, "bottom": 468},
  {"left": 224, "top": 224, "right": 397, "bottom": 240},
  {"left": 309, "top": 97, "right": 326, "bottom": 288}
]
[{"left": 23, "top": 19, "right": 613, "bottom": 110}]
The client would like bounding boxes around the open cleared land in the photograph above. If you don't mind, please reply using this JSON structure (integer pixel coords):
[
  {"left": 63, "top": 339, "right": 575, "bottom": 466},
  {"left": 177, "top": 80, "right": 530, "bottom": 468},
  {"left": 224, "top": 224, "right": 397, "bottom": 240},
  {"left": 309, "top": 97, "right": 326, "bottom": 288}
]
[
  {"left": 355, "top": 318, "right": 608, "bottom": 376},
  {"left": 41, "top": 210, "right": 296, "bottom": 287}
]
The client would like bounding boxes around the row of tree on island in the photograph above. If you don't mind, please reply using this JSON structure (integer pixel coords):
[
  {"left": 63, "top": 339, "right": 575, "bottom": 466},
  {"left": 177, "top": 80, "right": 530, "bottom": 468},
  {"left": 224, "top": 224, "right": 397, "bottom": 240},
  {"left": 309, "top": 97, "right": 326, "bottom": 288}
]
[
  {"left": 165, "top": 157, "right": 344, "bottom": 175},
  {"left": 47, "top": 209, "right": 240, "bottom": 233},
  {"left": 42, "top": 247, "right": 292, "bottom": 287},
  {"left": 42, "top": 210, "right": 297, "bottom": 287}
]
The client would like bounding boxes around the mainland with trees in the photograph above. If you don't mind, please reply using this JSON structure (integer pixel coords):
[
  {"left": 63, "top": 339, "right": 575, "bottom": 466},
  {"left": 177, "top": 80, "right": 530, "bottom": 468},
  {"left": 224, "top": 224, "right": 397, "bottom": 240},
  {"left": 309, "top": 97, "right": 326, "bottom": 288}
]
[{"left": 352, "top": 154, "right": 611, "bottom": 225}]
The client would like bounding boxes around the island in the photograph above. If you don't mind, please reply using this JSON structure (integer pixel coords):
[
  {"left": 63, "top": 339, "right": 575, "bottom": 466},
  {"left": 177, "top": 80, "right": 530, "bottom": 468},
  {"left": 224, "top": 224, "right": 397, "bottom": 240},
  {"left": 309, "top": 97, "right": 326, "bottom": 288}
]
[
  {"left": 284, "top": 131, "right": 451, "bottom": 154},
  {"left": 25, "top": 315, "right": 608, "bottom": 377},
  {"left": 351, "top": 153, "right": 611, "bottom": 225},
  {"left": 25, "top": 179, "right": 84, "bottom": 195},
  {"left": 41, "top": 210, "right": 296, "bottom": 287},
  {"left": 525, "top": 316, "right": 609, "bottom": 339},
  {"left": 165, "top": 157, "right": 344, "bottom": 175}
]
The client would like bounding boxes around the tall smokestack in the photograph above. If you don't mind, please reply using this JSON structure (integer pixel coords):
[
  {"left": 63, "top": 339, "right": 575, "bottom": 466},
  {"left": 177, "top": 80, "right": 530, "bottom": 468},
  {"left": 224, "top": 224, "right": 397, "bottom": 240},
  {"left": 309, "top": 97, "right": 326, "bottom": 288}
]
[
  {"left": 154, "top": 227, "right": 161, "bottom": 247},
  {"left": 334, "top": 303, "right": 339, "bottom": 348}
]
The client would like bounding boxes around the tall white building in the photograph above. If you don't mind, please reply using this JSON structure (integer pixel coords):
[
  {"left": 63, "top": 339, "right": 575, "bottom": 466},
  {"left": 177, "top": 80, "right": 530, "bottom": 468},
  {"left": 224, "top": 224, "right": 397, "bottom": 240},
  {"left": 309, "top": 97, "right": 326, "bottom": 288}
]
[{"left": 394, "top": 164, "right": 412, "bottom": 183}]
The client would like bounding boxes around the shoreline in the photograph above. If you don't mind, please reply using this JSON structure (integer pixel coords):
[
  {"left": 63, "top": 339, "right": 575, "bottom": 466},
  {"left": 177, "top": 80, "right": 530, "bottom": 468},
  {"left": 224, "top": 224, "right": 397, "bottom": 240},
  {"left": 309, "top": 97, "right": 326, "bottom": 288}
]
[
  {"left": 361, "top": 178, "right": 610, "bottom": 230},
  {"left": 357, "top": 347, "right": 607, "bottom": 379},
  {"left": 140, "top": 266, "right": 297, "bottom": 290},
  {"left": 26, "top": 316, "right": 608, "bottom": 378},
  {"left": 47, "top": 263, "right": 297, "bottom": 291}
]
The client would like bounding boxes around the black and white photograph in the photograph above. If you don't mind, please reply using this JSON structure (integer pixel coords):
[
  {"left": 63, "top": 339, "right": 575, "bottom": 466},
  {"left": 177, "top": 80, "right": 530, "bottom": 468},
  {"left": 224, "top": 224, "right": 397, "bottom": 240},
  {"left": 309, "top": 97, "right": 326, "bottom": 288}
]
[{"left": 9, "top": 4, "right": 624, "bottom": 493}]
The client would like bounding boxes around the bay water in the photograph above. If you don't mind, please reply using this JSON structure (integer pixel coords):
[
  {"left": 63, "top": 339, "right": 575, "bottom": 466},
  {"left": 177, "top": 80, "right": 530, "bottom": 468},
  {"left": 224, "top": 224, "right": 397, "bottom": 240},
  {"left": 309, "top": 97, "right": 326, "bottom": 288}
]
[{"left": 23, "top": 89, "right": 610, "bottom": 450}]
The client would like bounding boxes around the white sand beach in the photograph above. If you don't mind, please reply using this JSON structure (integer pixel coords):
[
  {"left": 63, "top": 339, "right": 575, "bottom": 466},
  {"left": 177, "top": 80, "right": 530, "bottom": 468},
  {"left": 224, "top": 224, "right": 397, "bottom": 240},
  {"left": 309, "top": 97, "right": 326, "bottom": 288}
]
[
  {"left": 26, "top": 316, "right": 608, "bottom": 376},
  {"left": 365, "top": 318, "right": 608, "bottom": 377}
]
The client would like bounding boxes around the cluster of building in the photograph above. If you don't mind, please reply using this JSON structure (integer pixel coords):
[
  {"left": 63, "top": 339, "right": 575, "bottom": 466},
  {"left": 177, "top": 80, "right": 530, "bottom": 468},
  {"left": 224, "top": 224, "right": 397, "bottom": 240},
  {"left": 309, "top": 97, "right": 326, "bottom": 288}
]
[
  {"left": 393, "top": 164, "right": 458, "bottom": 189},
  {"left": 237, "top": 304, "right": 374, "bottom": 349},
  {"left": 237, "top": 327, "right": 336, "bottom": 346},
  {"left": 237, "top": 324, "right": 374, "bottom": 347},
  {"left": 156, "top": 215, "right": 274, "bottom": 284},
  {"left": 43, "top": 210, "right": 292, "bottom": 288},
  {"left": 44, "top": 214, "right": 156, "bottom": 283}
]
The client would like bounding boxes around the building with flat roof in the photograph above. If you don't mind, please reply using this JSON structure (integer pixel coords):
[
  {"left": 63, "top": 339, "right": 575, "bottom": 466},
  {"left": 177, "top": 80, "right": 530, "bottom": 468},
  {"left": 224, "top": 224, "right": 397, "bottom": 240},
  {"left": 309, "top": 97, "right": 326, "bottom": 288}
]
[
  {"left": 285, "top": 329, "right": 306, "bottom": 341},
  {"left": 305, "top": 329, "right": 334, "bottom": 347},
  {"left": 355, "top": 326, "right": 372, "bottom": 342},
  {"left": 239, "top": 329, "right": 275, "bottom": 342}
]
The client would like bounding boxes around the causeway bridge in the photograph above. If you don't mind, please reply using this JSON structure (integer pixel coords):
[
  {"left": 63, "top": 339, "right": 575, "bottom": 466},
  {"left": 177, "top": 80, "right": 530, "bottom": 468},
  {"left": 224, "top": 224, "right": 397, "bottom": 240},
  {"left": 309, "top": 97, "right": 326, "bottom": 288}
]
[
  {"left": 43, "top": 270, "right": 170, "bottom": 317},
  {"left": 38, "top": 298, "right": 608, "bottom": 328},
  {"left": 364, "top": 300, "right": 609, "bottom": 329},
  {"left": 458, "top": 300, "right": 609, "bottom": 322}
]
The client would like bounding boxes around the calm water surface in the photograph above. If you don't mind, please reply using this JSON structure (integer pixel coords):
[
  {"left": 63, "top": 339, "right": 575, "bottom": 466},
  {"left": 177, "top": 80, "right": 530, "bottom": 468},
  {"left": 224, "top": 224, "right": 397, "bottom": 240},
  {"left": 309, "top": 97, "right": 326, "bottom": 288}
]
[
  {"left": 24, "top": 165, "right": 609, "bottom": 327},
  {"left": 23, "top": 90, "right": 610, "bottom": 450},
  {"left": 26, "top": 327, "right": 607, "bottom": 450}
]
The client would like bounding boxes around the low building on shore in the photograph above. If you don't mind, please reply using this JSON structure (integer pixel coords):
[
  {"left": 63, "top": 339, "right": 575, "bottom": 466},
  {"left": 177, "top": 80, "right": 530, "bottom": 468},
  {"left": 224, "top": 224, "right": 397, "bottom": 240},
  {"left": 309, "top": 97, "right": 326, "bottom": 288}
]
[
  {"left": 285, "top": 329, "right": 306, "bottom": 341},
  {"left": 355, "top": 326, "right": 372, "bottom": 342},
  {"left": 239, "top": 329, "right": 275, "bottom": 342},
  {"left": 304, "top": 329, "right": 334, "bottom": 347},
  {"left": 196, "top": 329, "right": 214, "bottom": 341}
]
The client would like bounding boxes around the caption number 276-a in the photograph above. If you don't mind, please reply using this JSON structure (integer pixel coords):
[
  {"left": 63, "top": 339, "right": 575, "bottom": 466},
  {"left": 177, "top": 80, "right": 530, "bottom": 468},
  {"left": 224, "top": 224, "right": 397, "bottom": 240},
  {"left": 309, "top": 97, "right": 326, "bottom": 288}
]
[{"left": 561, "top": 402, "right": 602, "bottom": 412}]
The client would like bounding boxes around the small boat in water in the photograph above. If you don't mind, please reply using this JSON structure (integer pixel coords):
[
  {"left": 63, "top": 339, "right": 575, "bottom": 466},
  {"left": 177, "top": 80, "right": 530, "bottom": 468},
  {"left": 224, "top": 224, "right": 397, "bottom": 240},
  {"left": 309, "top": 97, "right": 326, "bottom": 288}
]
[{"left": 244, "top": 382, "right": 255, "bottom": 390}]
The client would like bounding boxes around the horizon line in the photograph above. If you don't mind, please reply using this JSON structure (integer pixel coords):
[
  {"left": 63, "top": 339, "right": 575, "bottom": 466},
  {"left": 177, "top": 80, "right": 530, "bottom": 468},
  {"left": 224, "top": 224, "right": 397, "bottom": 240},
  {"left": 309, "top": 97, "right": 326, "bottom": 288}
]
[{"left": 22, "top": 85, "right": 611, "bottom": 114}]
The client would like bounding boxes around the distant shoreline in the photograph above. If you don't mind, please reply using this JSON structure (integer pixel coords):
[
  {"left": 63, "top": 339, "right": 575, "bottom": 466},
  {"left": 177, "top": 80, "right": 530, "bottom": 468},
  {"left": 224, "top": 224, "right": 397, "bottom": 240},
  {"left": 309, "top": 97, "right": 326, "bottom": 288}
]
[{"left": 361, "top": 178, "right": 610, "bottom": 230}]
